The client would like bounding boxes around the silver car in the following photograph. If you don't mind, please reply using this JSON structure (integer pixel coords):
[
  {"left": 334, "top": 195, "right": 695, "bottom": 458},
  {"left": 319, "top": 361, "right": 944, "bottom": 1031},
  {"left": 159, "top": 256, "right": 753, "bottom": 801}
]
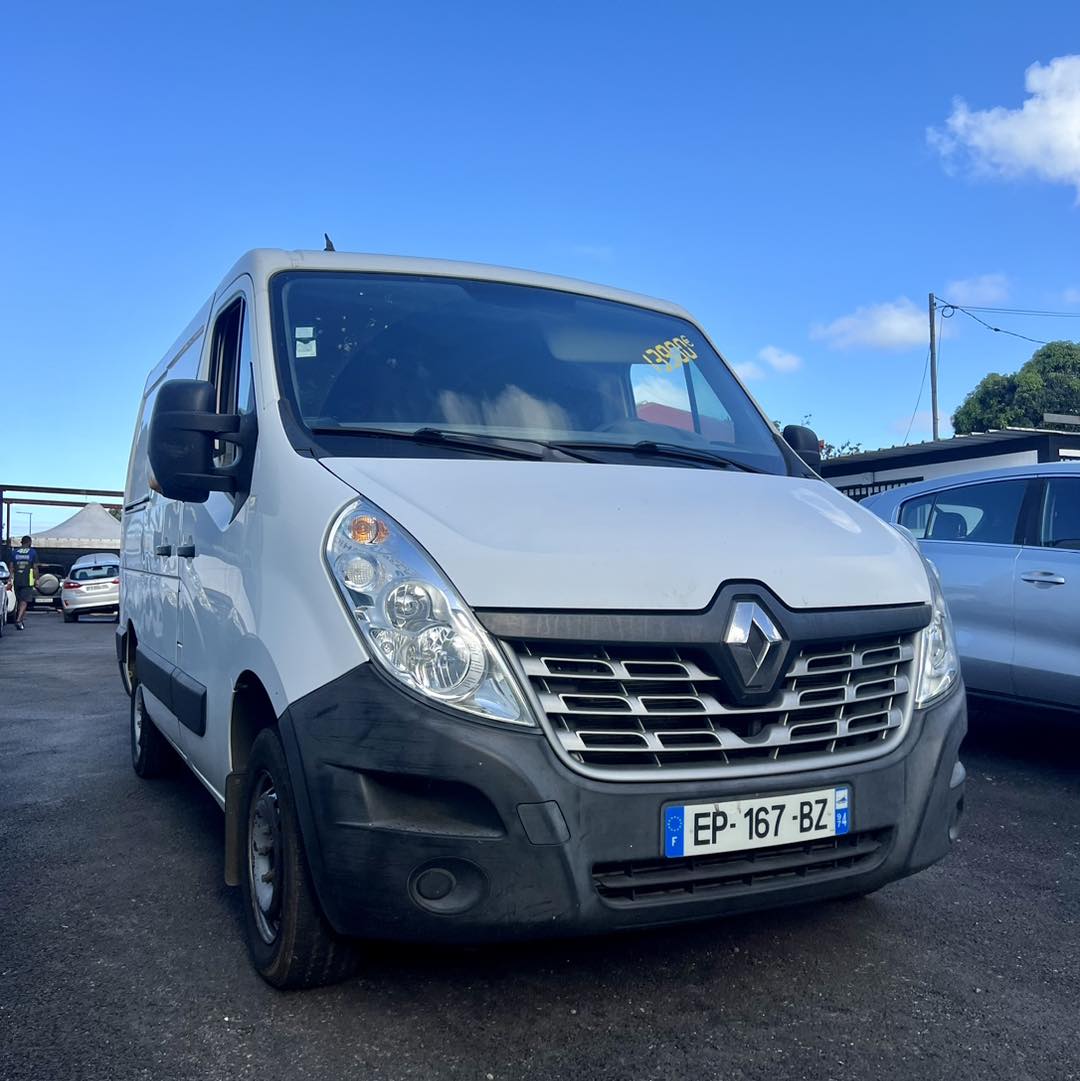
[
  {"left": 61, "top": 553, "right": 121, "bottom": 622},
  {"left": 864, "top": 462, "right": 1080, "bottom": 713}
]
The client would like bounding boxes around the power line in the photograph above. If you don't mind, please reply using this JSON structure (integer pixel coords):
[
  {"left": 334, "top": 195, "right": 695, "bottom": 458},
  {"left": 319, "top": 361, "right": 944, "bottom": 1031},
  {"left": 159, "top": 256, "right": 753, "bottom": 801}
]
[
  {"left": 903, "top": 342, "right": 933, "bottom": 444},
  {"left": 952, "top": 305, "right": 1080, "bottom": 318},
  {"left": 938, "top": 301, "right": 1049, "bottom": 346}
]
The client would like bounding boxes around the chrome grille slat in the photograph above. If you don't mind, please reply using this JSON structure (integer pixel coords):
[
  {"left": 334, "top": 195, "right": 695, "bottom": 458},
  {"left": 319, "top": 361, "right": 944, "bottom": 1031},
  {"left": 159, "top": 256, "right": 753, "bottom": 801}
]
[
  {"left": 507, "top": 634, "right": 916, "bottom": 778},
  {"left": 538, "top": 676, "right": 908, "bottom": 719},
  {"left": 521, "top": 655, "right": 715, "bottom": 681}
]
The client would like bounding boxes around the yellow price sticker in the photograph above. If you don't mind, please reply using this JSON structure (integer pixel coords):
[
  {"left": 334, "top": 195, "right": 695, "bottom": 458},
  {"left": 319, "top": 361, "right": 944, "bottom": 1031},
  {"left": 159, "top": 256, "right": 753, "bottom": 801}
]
[{"left": 643, "top": 335, "right": 698, "bottom": 371}]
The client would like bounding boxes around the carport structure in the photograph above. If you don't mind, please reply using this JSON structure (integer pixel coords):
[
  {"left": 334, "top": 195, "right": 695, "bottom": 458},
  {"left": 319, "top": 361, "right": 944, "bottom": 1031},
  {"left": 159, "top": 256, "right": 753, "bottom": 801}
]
[{"left": 1, "top": 483, "right": 123, "bottom": 544}]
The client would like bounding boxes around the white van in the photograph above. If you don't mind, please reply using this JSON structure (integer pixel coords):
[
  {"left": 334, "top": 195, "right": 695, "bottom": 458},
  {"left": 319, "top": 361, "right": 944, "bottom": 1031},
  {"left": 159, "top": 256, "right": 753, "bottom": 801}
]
[{"left": 120, "top": 249, "right": 967, "bottom": 988}]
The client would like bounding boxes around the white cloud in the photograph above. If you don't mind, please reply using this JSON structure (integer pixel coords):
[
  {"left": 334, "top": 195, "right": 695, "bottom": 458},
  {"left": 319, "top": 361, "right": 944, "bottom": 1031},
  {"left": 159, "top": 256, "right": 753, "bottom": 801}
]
[
  {"left": 810, "top": 297, "right": 926, "bottom": 350},
  {"left": 1063, "top": 286, "right": 1080, "bottom": 305},
  {"left": 928, "top": 55, "right": 1080, "bottom": 195},
  {"left": 733, "top": 361, "right": 766, "bottom": 381},
  {"left": 758, "top": 344, "right": 802, "bottom": 372},
  {"left": 945, "top": 273, "right": 1009, "bottom": 306}
]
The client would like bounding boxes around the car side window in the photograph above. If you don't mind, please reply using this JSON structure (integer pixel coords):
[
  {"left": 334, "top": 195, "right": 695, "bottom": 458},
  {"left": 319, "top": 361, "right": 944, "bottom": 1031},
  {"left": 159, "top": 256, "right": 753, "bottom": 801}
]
[
  {"left": 207, "top": 296, "right": 253, "bottom": 467},
  {"left": 1039, "top": 478, "right": 1080, "bottom": 550},
  {"left": 899, "top": 494, "right": 934, "bottom": 539},
  {"left": 920, "top": 479, "right": 1028, "bottom": 544}
]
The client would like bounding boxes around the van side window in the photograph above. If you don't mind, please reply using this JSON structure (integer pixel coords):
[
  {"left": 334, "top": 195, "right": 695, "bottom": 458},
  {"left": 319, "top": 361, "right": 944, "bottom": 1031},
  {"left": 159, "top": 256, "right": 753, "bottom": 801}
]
[
  {"left": 914, "top": 479, "right": 1028, "bottom": 545},
  {"left": 207, "top": 297, "right": 253, "bottom": 466}
]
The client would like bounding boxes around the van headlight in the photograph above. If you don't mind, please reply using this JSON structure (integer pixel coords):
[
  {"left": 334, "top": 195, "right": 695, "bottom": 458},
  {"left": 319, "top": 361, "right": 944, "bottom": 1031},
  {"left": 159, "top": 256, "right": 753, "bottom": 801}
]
[
  {"left": 914, "top": 559, "right": 959, "bottom": 708},
  {"left": 325, "top": 499, "right": 533, "bottom": 726}
]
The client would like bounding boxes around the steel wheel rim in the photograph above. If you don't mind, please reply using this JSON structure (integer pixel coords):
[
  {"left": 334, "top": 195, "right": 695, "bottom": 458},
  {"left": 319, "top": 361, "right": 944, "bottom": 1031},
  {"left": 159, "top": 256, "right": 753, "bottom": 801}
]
[{"left": 248, "top": 771, "right": 283, "bottom": 944}]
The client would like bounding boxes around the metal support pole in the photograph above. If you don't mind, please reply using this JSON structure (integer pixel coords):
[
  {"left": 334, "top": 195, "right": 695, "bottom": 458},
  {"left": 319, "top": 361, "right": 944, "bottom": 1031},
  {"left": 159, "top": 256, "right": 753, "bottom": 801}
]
[{"left": 929, "top": 292, "right": 940, "bottom": 441}]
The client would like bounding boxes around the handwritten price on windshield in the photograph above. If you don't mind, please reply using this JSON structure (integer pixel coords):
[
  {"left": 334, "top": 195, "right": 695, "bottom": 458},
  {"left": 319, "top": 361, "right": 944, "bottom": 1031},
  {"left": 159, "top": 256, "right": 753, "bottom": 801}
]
[{"left": 643, "top": 335, "right": 698, "bottom": 371}]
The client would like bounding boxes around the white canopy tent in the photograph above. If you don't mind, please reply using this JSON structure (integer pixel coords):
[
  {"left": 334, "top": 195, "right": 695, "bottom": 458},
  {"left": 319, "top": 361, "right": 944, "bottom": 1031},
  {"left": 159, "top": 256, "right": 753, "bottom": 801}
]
[{"left": 31, "top": 502, "right": 121, "bottom": 550}]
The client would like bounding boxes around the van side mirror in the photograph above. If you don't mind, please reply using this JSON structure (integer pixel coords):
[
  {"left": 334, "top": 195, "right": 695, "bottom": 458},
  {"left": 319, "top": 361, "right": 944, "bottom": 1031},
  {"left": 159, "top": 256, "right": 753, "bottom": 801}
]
[
  {"left": 148, "top": 379, "right": 253, "bottom": 503},
  {"left": 782, "top": 424, "right": 821, "bottom": 471}
]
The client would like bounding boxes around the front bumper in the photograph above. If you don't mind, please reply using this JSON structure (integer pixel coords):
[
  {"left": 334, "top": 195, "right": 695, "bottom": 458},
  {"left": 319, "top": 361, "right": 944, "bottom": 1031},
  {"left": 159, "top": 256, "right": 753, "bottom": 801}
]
[{"left": 281, "top": 664, "right": 966, "bottom": 943}]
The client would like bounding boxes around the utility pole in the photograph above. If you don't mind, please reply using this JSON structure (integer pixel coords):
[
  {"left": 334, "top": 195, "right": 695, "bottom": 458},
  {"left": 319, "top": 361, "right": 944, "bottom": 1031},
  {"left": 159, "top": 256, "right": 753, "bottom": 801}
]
[{"left": 928, "top": 292, "right": 940, "bottom": 441}]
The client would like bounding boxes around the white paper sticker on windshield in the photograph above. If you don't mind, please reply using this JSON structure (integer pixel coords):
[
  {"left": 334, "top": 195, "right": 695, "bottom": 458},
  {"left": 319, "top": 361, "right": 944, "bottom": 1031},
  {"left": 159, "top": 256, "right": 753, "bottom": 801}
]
[
  {"left": 295, "top": 326, "right": 314, "bottom": 339},
  {"left": 296, "top": 339, "right": 317, "bottom": 358}
]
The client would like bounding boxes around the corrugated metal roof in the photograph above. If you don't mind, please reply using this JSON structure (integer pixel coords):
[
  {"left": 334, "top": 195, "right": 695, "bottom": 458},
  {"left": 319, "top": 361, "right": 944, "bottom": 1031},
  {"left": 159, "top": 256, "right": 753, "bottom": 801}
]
[{"left": 820, "top": 427, "right": 1080, "bottom": 470}]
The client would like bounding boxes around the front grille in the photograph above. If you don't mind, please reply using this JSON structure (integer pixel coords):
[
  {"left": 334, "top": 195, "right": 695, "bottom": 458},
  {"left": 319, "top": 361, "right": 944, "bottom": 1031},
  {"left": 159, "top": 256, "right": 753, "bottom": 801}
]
[
  {"left": 593, "top": 828, "right": 892, "bottom": 905},
  {"left": 507, "top": 634, "right": 915, "bottom": 778}
]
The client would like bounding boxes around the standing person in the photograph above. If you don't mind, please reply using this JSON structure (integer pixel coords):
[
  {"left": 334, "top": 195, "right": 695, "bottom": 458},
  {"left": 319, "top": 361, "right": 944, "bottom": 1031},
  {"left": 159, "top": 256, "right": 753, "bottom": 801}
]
[{"left": 8, "top": 535, "right": 38, "bottom": 631}]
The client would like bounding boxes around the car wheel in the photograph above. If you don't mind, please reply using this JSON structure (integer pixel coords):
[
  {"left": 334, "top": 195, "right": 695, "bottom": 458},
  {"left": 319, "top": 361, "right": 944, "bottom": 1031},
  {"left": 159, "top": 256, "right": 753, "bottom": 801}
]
[
  {"left": 240, "top": 729, "right": 358, "bottom": 989},
  {"left": 63, "top": 612, "right": 77, "bottom": 623},
  {"left": 130, "top": 683, "right": 173, "bottom": 778}
]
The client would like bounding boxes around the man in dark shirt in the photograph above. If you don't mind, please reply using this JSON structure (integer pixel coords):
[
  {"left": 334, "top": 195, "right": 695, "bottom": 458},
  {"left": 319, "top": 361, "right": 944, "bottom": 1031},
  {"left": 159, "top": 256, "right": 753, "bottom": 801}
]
[{"left": 8, "top": 535, "right": 38, "bottom": 630}]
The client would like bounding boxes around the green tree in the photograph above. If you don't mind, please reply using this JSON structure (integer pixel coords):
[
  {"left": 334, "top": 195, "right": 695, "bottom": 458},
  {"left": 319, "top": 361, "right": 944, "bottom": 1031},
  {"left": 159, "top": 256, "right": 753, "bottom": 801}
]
[{"left": 952, "top": 340, "right": 1080, "bottom": 434}]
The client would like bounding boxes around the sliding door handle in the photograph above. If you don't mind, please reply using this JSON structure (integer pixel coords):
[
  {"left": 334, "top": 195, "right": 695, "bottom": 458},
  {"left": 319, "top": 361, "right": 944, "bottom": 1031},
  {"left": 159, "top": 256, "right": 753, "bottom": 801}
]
[
  {"left": 1020, "top": 571, "right": 1066, "bottom": 585},
  {"left": 154, "top": 544, "right": 172, "bottom": 557},
  {"left": 177, "top": 544, "right": 196, "bottom": 559}
]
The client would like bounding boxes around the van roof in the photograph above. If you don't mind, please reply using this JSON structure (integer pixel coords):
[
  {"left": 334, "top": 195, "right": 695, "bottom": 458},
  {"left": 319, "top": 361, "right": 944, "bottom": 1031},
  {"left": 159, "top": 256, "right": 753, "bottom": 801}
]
[{"left": 218, "top": 249, "right": 692, "bottom": 320}]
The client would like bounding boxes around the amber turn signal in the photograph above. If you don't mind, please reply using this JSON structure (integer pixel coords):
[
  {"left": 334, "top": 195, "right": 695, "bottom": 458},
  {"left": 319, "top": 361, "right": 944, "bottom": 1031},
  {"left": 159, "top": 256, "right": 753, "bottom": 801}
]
[{"left": 349, "top": 515, "right": 389, "bottom": 545}]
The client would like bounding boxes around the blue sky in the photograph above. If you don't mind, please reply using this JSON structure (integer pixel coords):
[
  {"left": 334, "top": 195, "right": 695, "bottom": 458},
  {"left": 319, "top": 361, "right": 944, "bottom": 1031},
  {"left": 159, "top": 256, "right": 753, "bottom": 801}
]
[{"left": 5, "top": 1, "right": 1080, "bottom": 530}]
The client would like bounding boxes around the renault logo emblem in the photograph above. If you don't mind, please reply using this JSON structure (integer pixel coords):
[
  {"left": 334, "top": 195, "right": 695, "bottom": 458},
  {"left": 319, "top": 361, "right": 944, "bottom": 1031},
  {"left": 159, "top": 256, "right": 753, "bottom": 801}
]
[{"left": 724, "top": 601, "right": 784, "bottom": 688}]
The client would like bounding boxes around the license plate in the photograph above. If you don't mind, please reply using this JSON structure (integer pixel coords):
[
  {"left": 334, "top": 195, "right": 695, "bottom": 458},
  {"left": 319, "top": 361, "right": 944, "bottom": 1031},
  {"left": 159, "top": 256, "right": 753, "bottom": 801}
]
[{"left": 663, "top": 786, "right": 850, "bottom": 858}]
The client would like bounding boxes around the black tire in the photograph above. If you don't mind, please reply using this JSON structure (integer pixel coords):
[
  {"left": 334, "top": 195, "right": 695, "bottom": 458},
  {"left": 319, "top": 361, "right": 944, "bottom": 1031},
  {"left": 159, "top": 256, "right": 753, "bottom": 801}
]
[
  {"left": 63, "top": 611, "right": 77, "bottom": 623},
  {"left": 240, "top": 728, "right": 358, "bottom": 989},
  {"left": 130, "top": 683, "right": 173, "bottom": 778}
]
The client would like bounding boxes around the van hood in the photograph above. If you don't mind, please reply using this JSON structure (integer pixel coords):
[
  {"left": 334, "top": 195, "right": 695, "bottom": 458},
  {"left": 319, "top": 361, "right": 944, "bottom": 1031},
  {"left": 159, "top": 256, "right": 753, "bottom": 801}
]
[{"left": 320, "top": 458, "right": 931, "bottom": 611}]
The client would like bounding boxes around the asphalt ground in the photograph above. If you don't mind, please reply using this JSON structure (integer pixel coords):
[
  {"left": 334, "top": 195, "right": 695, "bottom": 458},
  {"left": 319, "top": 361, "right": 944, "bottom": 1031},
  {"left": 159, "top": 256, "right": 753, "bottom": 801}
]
[{"left": 1, "top": 613, "right": 1078, "bottom": 1081}]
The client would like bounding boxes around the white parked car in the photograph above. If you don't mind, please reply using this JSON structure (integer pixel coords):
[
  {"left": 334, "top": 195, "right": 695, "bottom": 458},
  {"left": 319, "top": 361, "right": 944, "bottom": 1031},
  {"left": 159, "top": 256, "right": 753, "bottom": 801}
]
[
  {"left": 0, "top": 564, "right": 13, "bottom": 635},
  {"left": 62, "top": 553, "right": 121, "bottom": 622},
  {"left": 119, "top": 248, "right": 967, "bottom": 989}
]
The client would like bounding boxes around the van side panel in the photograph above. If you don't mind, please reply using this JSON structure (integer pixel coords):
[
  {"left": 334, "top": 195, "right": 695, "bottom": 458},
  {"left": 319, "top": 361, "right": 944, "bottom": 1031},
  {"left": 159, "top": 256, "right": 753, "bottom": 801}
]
[{"left": 120, "top": 299, "right": 213, "bottom": 744}]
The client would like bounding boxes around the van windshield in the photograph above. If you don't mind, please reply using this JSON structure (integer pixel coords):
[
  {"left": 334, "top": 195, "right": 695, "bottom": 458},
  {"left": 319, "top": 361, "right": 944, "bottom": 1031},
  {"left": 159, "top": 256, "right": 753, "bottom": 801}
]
[{"left": 270, "top": 271, "right": 792, "bottom": 474}]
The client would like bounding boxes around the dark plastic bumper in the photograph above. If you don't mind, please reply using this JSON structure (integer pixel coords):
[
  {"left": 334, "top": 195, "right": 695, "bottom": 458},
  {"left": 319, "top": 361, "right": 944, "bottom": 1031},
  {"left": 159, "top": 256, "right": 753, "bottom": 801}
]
[{"left": 280, "top": 664, "right": 967, "bottom": 943}]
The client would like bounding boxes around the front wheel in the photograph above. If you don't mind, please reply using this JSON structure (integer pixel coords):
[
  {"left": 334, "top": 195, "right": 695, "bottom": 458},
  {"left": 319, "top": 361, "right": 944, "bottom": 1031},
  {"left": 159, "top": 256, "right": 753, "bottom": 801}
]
[
  {"left": 240, "top": 729, "right": 357, "bottom": 989},
  {"left": 63, "top": 611, "right": 77, "bottom": 623}
]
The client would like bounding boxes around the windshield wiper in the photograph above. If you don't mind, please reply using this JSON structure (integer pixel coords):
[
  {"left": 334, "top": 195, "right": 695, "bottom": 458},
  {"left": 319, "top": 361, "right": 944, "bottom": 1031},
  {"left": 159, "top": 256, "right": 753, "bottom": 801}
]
[
  {"left": 308, "top": 425, "right": 599, "bottom": 463},
  {"left": 550, "top": 439, "right": 765, "bottom": 473}
]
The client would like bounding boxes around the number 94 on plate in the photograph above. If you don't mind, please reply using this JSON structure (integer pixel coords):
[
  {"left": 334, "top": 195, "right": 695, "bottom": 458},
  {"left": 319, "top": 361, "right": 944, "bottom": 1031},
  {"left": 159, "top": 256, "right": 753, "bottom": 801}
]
[{"left": 663, "top": 787, "right": 850, "bottom": 858}]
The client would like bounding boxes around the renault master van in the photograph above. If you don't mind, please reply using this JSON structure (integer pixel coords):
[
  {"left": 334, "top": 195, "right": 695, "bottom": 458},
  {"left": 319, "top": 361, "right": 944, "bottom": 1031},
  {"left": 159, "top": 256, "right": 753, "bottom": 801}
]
[{"left": 120, "top": 249, "right": 966, "bottom": 988}]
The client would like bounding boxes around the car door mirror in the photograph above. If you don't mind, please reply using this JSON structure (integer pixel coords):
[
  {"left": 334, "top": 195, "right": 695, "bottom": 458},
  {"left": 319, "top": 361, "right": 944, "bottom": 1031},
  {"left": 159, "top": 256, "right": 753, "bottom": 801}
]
[
  {"left": 148, "top": 379, "right": 249, "bottom": 503},
  {"left": 782, "top": 424, "right": 822, "bottom": 471}
]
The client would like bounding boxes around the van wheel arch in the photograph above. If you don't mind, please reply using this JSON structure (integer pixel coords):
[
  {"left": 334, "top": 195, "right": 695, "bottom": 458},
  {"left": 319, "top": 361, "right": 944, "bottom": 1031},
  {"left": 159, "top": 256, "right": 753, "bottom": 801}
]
[{"left": 225, "top": 672, "right": 280, "bottom": 887}]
